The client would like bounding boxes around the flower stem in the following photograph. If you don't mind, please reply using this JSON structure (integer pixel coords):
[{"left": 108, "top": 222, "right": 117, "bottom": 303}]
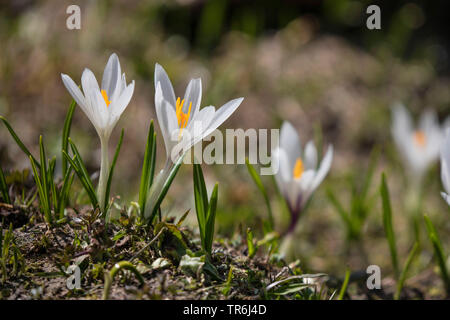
[{"left": 98, "top": 137, "right": 110, "bottom": 212}]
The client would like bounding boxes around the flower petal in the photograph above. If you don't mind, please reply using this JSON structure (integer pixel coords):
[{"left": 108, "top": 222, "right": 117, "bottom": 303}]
[
  {"left": 311, "top": 145, "right": 333, "bottom": 191},
  {"left": 154, "top": 63, "right": 177, "bottom": 109},
  {"left": 109, "top": 80, "right": 135, "bottom": 124},
  {"left": 280, "top": 121, "right": 302, "bottom": 171},
  {"left": 101, "top": 53, "right": 122, "bottom": 101},
  {"left": 202, "top": 97, "right": 244, "bottom": 138},
  {"left": 304, "top": 140, "right": 318, "bottom": 170},
  {"left": 183, "top": 78, "right": 202, "bottom": 121},
  {"left": 61, "top": 73, "right": 87, "bottom": 111}
]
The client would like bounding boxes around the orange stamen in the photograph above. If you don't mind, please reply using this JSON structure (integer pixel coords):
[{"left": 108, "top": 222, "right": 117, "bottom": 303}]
[
  {"left": 293, "top": 158, "right": 304, "bottom": 179},
  {"left": 413, "top": 130, "right": 426, "bottom": 147},
  {"left": 101, "top": 90, "right": 111, "bottom": 107}
]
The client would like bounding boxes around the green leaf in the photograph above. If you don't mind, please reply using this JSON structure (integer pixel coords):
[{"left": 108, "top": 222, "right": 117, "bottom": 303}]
[
  {"left": 62, "top": 151, "right": 98, "bottom": 208},
  {"left": 58, "top": 168, "right": 74, "bottom": 219},
  {"left": 394, "top": 242, "right": 420, "bottom": 300},
  {"left": 61, "top": 99, "right": 76, "bottom": 177},
  {"left": 193, "top": 163, "right": 209, "bottom": 242},
  {"left": 0, "top": 116, "right": 40, "bottom": 169},
  {"left": 0, "top": 164, "right": 10, "bottom": 204},
  {"left": 247, "top": 228, "right": 256, "bottom": 258},
  {"left": 29, "top": 156, "right": 51, "bottom": 224},
  {"left": 326, "top": 188, "right": 353, "bottom": 234},
  {"left": 361, "top": 146, "right": 379, "bottom": 201},
  {"left": 424, "top": 215, "right": 450, "bottom": 293},
  {"left": 148, "top": 156, "right": 184, "bottom": 223},
  {"left": 245, "top": 158, "right": 274, "bottom": 231},
  {"left": 338, "top": 268, "right": 351, "bottom": 300},
  {"left": 39, "top": 136, "right": 52, "bottom": 223},
  {"left": 138, "top": 120, "right": 157, "bottom": 214},
  {"left": 381, "top": 173, "right": 399, "bottom": 278},
  {"left": 205, "top": 183, "right": 218, "bottom": 256},
  {"left": 68, "top": 139, "right": 96, "bottom": 194},
  {"left": 103, "top": 129, "right": 124, "bottom": 214},
  {"left": 103, "top": 261, "right": 144, "bottom": 299},
  {"left": 47, "top": 157, "right": 58, "bottom": 212}
]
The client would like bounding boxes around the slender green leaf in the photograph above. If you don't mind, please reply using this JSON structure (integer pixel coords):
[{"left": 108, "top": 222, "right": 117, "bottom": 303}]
[
  {"left": 394, "top": 242, "right": 419, "bottom": 300},
  {"left": 58, "top": 168, "right": 74, "bottom": 219},
  {"left": 247, "top": 228, "right": 256, "bottom": 258},
  {"left": 338, "top": 268, "right": 351, "bottom": 300},
  {"left": 47, "top": 157, "right": 58, "bottom": 211},
  {"left": 103, "top": 261, "right": 144, "bottom": 299},
  {"left": 148, "top": 156, "right": 184, "bottom": 223},
  {"left": 424, "top": 215, "right": 450, "bottom": 293},
  {"left": 361, "top": 146, "right": 379, "bottom": 201},
  {"left": 29, "top": 156, "right": 51, "bottom": 224},
  {"left": 327, "top": 188, "right": 353, "bottom": 232},
  {"left": 381, "top": 173, "right": 399, "bottom": 278},
  {"left": 139, "top": 120, "right": 157, "bottom": 213},
  {"left": 245, "top": 158, "right": 274, "bottom": 231},
  {"left": 193, "top": 163, "right": 208, "bottom": 242},
  {"left": 62, "top": 151, "right": 98, "bottom": 208},
  {"left": 0, "top": 164, "right": 10, "bottom": 204},
  {"left": 205, "top": 183, "right": 218, "bottom": 256},
  {"left": 39, "top": 136, "right": 52, "bottom": 223},
  {"left": 62, "top": 99, "right": 76, "bottom": 177},
  {"left": 0, "top": 116, "right": 40, "bottom": 169},
  {"left": 68, "top": 139, "right": 95, "bottom": 193},
  {"left": 103, "top": 129, "right": 124, "bottom": 214}
]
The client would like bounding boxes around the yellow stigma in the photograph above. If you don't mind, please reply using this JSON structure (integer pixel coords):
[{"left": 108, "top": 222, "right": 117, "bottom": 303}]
[
  {"left": 293, "top": 158, "right": 304, "bottom": 179},
  {"left": 101, "top": 90, "right": 111, "bottom": 107},
  {"left": 175, "top": 97, "right": 192, "bottom": 136},
  {"left": 413, "top": 130, "right": 426, "bottom": 147}
]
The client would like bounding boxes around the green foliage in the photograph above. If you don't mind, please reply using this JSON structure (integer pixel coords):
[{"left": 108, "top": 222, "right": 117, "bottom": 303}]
[
  {"left": 103, "top": 129, "right": 124, "bottom": 215},
  {"left": 380, "top": 173, "right": 399, "bottom": 278},
  {"left": 138, "top": 120, "right": 157, "bottom": 216},
  {"left": 395, "top": 242, "right": 419, "bottom": 300},
  {"left": 62, "top": 99, "right": 76, "bottom": 177},
  {"left": 338, "top": 268, "right": 351, "bottom": 300},
  {"left": 245, "top": 158, "right": 274, "bottom": 231},
  {"left": 103, "top": 261, "right": 144, "bottom": 299},
  {"left": 424, "top": 215, "right": 450, "bottom": 294},
  {"left": 246, "top": 228, "right": 256, "bottom": 258},
  {"left": 0, "top": 164, "right": 10, "bottom": 204},
  {"left": 147, "top": 157, "right": 184, "bottom": 223},
  {"left": 327, "top": 147, "right": 379, "bottom": 241},
  {"left": 193, "top": 163, "right": 218, "bottom": 258},
  {"left": 1, "top": 222, "right": 24, "bottom": 283}
]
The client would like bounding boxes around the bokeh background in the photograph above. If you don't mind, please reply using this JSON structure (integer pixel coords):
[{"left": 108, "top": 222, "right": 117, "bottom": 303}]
[{"left": 1, "top": 0, "right": 449, "bottom": 280}]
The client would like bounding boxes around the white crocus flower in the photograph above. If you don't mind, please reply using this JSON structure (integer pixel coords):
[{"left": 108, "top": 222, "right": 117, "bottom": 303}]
[
  {"left": 143, "top": 63, "right": 243, "bottom": 219},
  {"left": 391, "top": 103, "right": 444, "bottom": 184},
  {"left": 272, "top": 121, "right": 333, "bottom": 235},
  {"left": 441, "top": 129, "right": 450, "bottom": 206},
  {"left": 61, "top": 53, "right": 135, "bottom": 210}
]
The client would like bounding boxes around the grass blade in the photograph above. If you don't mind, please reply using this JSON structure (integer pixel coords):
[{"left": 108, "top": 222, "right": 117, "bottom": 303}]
[
  {"left": 68, "top": 139, "right": 95, "bottom": 193},
  {"left": 138, "top": 120, "right": 156, "bottom": 214},
  {"left": 103, "top": 129, "right": 124, "bottom": 214},
  {"left": 338, "top": 268, "right": 351, "bottom": 300},
  {"left": 205, "top": 183, "right": 218, "bottom": 256},
  {"left": 62, "top": 151, "right": 98, "bottom": 208},
  {"left": 29, "top": 156, "right": 51, "bottom": 224},
  {"left": 193, "top": 163, "right": 208, "bottom": 242},
  {"left": 47, "top": 157, "right": 58, "bottom": 212},
  {"left": 148, "top": 156, "right": 184, "bottom": 223},
  {"left": 424, "top": 214, "right": 450, "bottom": 293},
  {"left": 245, "top": 158, "right": 274, "bottom": 231},
  {"left": 0, "top": 164, "right": 11, "bottom": 204},
  {"left": 380, "top": 173, "right": 399, "bottom": 278},
  {"left": 394, "top": 242, "right": 420, "bottom": 300},
  {"left": 39, "top": 136, "right": 52, "bottom": 223},
  {"left": 62, "top": 99, "right": 76, "bottom": 177},
  {"left": 58, "top": 168, "right": 75, "bottom": 219},
  {"left": 247, "top": 228, "right": 256, "bottom": 258}
]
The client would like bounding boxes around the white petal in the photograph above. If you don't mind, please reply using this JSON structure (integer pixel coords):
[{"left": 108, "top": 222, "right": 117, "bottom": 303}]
[
  {"left": 202, "top": 98, "right": 244, "bottom": 138},
  {"left": 272, "top": 147, "right": 291, "bottom": 195},
  {"left": 391, "top": 103, "right": 412, "bottom": 148},
  {"left": 61, "top": 73, "right": 87, "bottom": 111},
  {"left": 155, "top": 83, "right": 178, "bottom": 157},
  {"left": 108, "top": 80, "right": 135, "bottom": 124},
  {"left": 441, "top": 131, "right": 450, "bottom": 194},
  {"left": 183, "top": 78, "right": 202, "bottom": 121},
  {"left": 101, "top": 53, "right": 122, "bottom": 100},
  {"left": 441, "top": 192, "right": 450, "bottom": 206},
  {"left": 311, "top": 145, "right": 333, "bottom": 191},
  {"left": 304, "top": 140, "right": 318, "bottom": 170},
  {"left": 419, "top": 109, "right": 439, "bottom": 133},
  {"left": 81, "top": 68, "right": 103, "bottom": 129},
  {"left": 280, "top": 121, "right": 302, "bottom": 171},
  {"left": 154, "top": 63, "right": 177, "bottom": 109}
]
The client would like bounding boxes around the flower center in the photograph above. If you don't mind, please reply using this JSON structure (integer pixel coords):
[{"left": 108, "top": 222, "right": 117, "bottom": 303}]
[
  {"left": 101, "top": 90, "right": 111, "bottom": 107},
  {"left": 293, "top": 158, "right": 304, "bottom": 179},
  {"left": 175, "top": 97, "right": 192, "bottom": 135},
  {"left": 413, "top": 130, "right": 426, "bottom": 147}
]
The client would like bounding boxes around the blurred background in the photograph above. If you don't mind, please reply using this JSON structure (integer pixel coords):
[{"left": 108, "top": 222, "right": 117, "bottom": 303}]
[{"left": 1, "top": 0, "right": 449, "bottom": 279}]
